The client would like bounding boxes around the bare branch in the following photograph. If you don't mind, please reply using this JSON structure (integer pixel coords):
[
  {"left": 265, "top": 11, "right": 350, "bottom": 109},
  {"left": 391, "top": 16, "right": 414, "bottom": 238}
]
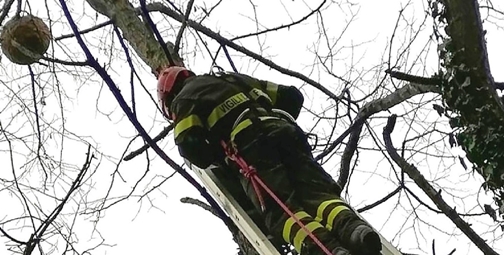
[
  {"left": 173, "top": 0, "right": 194, "bottom": 53},
  {"left": 0, "top": 0, "right": 15, "bottom": 25},
  {"left": 386, "top": 70, "right": 441, "bottom": 86},
  {"left": 315, "top": 81, "right": 440, "bottom": 188},
  {"left": 180, "top": 197, "right": 219, "bottom": 218},
  {"left": 387, "top": 69, "right": 504, "bottom": 90},
  {"left": 383, "top": 114, "right": 499, "bottom": 255},
  {"left": 40, "top": 56, "right": 88, "bottom": 66},
  {"left": 231, "top": 0, "right": 327, "bottom": 41},
  {"left": 0, "top": 226, "right": 26, "bottom": 245},
  {"left": 123, "top": 124, "right": 173, "bottom": 161},
  {"left": 356, "top": 186, "right": 402, "bottom": 213},
  {"left": 54, "top": 20, "right": 113, "bottom": 41}
]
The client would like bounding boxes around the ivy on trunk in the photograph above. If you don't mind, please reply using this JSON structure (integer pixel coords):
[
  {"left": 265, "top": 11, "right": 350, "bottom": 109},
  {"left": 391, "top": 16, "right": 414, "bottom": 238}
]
[{"left": 432, "top": 0, "right": 504, "bottom": 216}]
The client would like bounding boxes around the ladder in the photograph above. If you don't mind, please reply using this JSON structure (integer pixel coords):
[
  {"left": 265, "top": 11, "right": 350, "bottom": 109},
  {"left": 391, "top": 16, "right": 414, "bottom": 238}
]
[{"left": 186, "top": 159, "right": 403, "bottom": 255}]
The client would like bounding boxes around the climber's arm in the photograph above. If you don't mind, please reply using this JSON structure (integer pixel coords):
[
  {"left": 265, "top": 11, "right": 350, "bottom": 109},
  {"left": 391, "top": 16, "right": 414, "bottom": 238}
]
[
  {"left": 171, "top": 99, "right": 217, "bottom": 169},
  {"left": 260, "top": 80, "right": 304, "bottom": 120},
  {"left": 226, "top": 73, "right": 304, "bottom": 119}
]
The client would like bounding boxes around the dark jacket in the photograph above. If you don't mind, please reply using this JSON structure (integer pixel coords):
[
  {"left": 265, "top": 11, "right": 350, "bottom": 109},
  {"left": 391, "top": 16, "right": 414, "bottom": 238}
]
[{"left": 171, "top": 72, "right": 304, "bottom": 168}]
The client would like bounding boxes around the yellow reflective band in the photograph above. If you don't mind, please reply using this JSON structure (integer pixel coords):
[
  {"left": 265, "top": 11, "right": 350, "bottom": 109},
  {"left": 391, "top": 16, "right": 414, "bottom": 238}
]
[
  {"left": 315, "top": 199, "right": 344, "bottom": 222},
  {"left": 293, "top": 222, "right": 324, "bottom": 252},
  {"left": 174, "top": 114, "right": 203, "bottom": 139},
  {"left": 326, "top": 206, "right": 351, "bottom": 231},
  {"left": 265, "top": 82, "right": 279, "bottom": 105},
  {"left": 207, "top": 93, "right": 249, "bottom": 128},
  {"left": 249, "top": 88, "right": 272, "bottom": 102},
  {"left": 282, "top": 211, "right": 310, "bottom": 243},
  {"left": 230, "top": 116, "right": 279, "bottom": 141}
]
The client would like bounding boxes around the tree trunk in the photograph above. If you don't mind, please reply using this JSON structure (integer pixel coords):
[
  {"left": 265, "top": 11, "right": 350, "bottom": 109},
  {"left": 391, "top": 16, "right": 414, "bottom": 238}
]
[{"left": 438, "top": 0, "right": 504, "bottom": 211}]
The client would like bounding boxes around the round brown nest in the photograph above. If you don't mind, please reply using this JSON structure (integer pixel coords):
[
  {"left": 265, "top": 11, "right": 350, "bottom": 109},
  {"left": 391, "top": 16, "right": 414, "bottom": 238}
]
[{"left": 1, "top": 15, "right": 51, "bottom": 65}]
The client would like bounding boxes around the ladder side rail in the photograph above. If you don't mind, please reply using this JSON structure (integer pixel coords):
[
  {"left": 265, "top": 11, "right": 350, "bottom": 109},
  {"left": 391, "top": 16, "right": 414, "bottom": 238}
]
[{"left": 186, "top": 160, "right": 282, "bottom": 255}]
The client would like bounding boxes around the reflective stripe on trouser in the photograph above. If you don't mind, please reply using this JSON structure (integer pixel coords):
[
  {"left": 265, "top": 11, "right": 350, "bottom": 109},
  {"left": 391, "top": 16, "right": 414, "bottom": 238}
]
[
  {"left": 315, "top": 199, "right": 352, "bottom": 231},
  {"left": 282, "top": 211, "right": 325, "bottom": 253}
]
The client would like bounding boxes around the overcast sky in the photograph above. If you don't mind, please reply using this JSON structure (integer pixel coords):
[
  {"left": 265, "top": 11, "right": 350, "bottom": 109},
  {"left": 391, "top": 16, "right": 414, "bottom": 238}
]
[{"left": 1, "top": 0, "right": 504, "bottom": 255}]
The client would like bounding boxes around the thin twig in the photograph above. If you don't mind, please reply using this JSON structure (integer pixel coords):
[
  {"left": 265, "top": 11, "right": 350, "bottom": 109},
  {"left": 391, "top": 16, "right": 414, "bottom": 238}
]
[
  {"left": 54, "top": 20, "right": 113, "bottom": 41},
  {"left": 173, "top": 0, "right": 194, "bottom": 53}
]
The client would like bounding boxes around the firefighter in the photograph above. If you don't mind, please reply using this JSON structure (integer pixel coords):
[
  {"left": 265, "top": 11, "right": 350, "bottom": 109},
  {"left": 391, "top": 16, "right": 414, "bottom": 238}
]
[{"left": 157, "top": 66, "right": 382, "bottom": 255}]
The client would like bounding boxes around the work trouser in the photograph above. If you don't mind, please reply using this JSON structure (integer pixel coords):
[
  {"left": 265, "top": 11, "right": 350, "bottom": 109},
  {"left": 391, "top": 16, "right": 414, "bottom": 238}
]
[{"left": 231, "top": 118, "right": 371, "bottom": 255}]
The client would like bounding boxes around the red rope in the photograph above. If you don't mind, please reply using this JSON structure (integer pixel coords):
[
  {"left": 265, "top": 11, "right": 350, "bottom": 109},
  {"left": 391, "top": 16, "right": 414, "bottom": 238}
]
[{"left": 221, "top": 141, "right": 333, "bottom": 255}]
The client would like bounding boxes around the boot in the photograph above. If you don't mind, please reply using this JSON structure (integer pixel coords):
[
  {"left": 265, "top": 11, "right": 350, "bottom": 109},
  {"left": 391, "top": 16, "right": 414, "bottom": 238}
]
[
  {"left": 348, "top": 225, "right": 382, "bottom": 255},
  {"left": 331, "top": 247, "right": 352, "bottom": 255},
  {"left": 301, "top": 242, "right": 352, "bottom": 255}
]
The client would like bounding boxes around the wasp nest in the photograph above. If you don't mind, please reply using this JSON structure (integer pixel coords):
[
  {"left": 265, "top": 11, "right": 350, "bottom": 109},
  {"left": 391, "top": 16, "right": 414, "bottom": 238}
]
[{"left": 1, "top": 15, "right": 51, "bottom": 65}]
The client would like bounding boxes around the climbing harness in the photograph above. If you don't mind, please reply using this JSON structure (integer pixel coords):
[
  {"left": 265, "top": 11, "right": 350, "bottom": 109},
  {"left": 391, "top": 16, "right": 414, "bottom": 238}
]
[{"left": 220, "top": 140, "right": 334, "bottom": 255}]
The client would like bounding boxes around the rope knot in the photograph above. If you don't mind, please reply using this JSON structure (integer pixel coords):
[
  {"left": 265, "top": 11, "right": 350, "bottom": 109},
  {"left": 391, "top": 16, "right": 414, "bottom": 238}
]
[{"left": 240, "top": 165, "right": 257, "bottom": 178}]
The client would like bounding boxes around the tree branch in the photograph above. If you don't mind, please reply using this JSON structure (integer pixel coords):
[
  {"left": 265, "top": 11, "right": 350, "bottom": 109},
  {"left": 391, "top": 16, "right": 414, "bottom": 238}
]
[
  {"left": 180, "top": 197, "right": 220, "bottom": 217},
  {"left": 0, "top": 0, "right": 15, "bottom": 26},
  {"left": 387, "top": 70, "right": 504, "bottom": 90},
  {"left": 123, "top": 124, "right": 173, "bottom": 161},
  {"left": 315, "top": 81, "right": 440, "bottom": 188},
  {"left": 0, "top": 226, "right": 26, "bottom": 245},
  {"left": 173, "top": 0, "right": 194, "bottom": 53},
  {"left": 54, "top": 20, "right": 113, "bottom": 41},
  {"left": 40, "top": 56, "right": 88, "bottom": 66},
  {"left": 383, "top": 114, "right": 498, "bottom": 255},
  {"left": 85, "top": 0, "right": 184, "bottom": 75},
  {"left": 356, "top": 185, "right": 402, "bottom": 213}
]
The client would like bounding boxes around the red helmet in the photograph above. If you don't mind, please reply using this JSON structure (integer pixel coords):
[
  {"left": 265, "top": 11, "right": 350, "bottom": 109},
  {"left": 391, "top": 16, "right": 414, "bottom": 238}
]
[{"left": 157, "top": 66, "right": 194, "bottom": 119}]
